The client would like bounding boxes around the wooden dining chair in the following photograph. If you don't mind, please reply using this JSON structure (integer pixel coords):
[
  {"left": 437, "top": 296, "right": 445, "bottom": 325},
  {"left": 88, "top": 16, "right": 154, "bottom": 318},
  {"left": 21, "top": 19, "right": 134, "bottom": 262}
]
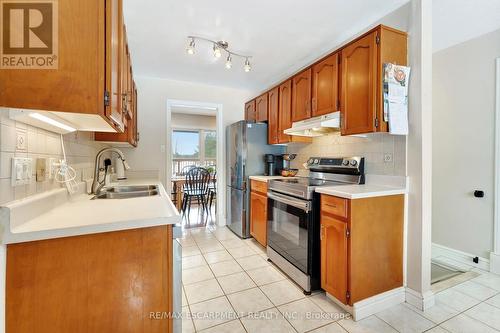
[
  {"left": 208, "top": 170, "right": 217, "bottom": 212},
  {"left": 181, "top": 167, "right": 211, "bottom": 216}
]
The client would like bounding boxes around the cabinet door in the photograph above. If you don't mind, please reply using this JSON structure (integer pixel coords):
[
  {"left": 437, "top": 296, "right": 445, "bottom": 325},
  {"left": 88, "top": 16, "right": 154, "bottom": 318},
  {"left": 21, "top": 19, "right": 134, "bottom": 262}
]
[
  {"left": 255, "top": 93, "right": 268, "bottom": 122},
  {"left": 245, "top": 100, "right": 256, "bottom": 122},
  {"left": 0, "top": 0, "right": 106, "bottom": 116},
  {"left": 292, "top": 68, "right": 312, "bottom": 122},
  {"left": 312, "top": 53, "right": 339, "bottom": 117},
  {"left": 106, "top": 0, "right": 124, "bottom": 130},
  {"left": 6, "top": 226, "right": 173, "bottom": 333},
  {"left": 250, "top": 191, "right": 267, "bottom": 247},
  {"left": 340, "top": 32, "right": 377, "bottom": 135},
  {"left": 267, "top": 87, "right": 279, "bottom": 144},
  {"left": 321, "top": 214, "right": 348, "bottom": 304},
  {"left": 278, "top": 80, "right": 292, "bottom": 143}
]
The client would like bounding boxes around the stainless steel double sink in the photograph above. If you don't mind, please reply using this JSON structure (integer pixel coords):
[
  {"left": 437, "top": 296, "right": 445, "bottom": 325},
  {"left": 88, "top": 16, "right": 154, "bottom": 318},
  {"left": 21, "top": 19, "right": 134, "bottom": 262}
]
[{"left": 92, "top": 185, "right": 159, "bottom": 200}]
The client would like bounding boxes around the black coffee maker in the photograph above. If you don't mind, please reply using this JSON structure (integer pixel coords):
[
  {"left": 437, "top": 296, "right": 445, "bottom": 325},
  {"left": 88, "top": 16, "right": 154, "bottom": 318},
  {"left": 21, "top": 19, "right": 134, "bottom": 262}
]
[{"left": 264, "top": 154, "right": 277, "bottom": 176}]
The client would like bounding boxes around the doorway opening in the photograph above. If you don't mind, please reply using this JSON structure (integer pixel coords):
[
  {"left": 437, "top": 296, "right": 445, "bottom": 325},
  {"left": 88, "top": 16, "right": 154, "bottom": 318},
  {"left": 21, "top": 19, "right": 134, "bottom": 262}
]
[{"left": 166, "top": 100, "right": 224, "bottom": 229}]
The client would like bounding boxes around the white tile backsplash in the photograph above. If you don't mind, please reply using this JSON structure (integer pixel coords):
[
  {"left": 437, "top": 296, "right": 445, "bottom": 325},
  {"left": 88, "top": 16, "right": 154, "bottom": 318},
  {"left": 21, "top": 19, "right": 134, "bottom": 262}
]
[
  {"left": 0, "top": 108, "right": 107, "bottom": 205},
  {"left": 287, "top": 132, "right": 406, "bottom": 176}
]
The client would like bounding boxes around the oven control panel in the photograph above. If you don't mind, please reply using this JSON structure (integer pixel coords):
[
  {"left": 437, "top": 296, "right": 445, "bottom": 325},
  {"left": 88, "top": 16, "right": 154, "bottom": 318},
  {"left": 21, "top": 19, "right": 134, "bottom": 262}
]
[{"left": 307, "top": 156, "right": 364, "bottom": 170}]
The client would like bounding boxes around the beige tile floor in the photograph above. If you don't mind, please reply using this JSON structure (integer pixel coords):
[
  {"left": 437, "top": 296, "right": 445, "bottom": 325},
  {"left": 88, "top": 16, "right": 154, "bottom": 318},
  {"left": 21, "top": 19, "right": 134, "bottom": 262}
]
[{"left": 179, "top": 226, "right": 500, "bottom": 332}]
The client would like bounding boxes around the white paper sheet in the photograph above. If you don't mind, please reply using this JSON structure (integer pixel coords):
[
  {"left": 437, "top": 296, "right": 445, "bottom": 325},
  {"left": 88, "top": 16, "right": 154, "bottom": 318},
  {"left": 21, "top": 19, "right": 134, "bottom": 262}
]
[{"left": 388, "top": 102, "right": 408, "bottom": 135}]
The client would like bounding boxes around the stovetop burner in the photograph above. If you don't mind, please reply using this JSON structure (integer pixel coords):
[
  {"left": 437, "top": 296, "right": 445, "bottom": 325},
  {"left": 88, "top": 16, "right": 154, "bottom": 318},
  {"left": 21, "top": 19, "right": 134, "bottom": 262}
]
[
  {"left": 268, "top": 156, "right": 365, "bottom": 200},
  {"left": 273, "top": 177, "right": 348, "bottom": 187}
]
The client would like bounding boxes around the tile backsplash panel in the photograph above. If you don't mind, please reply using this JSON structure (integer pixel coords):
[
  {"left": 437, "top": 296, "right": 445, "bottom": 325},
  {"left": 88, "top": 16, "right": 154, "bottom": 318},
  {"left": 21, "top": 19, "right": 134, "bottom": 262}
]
[
  {"left": 0, "top": 108, "right": 106, "bottom": 205},
  {"left": 287, "top": 132, "right": 406, "bottom": 176}
]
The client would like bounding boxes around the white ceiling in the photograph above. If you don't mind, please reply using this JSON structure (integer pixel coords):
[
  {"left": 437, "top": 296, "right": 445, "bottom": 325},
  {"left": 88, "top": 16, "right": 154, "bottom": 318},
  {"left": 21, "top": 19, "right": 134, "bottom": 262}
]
[
  {"left": 123, "top": 0, "right": 408, "bottom": 91},
  {"left": 433, "top": 0, "right": 500, "bottom": 52}
]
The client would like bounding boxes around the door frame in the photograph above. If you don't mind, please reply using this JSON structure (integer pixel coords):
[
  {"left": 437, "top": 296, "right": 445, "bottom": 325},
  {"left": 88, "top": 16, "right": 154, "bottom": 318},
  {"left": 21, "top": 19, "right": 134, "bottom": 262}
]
[
  {"left": 493, "top": 58, "right": 500, "bottom": 273},
  {"left": 166, "top": 99, "right": 224, "bottom": 224}
]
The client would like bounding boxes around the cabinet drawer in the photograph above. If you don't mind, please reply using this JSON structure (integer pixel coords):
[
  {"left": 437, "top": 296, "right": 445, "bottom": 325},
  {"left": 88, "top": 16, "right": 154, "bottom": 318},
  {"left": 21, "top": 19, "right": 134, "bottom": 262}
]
[
  {"left": 251, "top": 180, "right": 267, "bottom": 194},
  {"left": 321, "top": 195, "right": 348, "bottom": 219}
]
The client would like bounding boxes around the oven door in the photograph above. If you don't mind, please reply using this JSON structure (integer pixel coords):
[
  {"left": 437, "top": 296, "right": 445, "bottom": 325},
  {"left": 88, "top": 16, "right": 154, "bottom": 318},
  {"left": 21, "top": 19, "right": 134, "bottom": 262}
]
[{"left": 267, "top": 191, "right": 312, "bottom": 274}]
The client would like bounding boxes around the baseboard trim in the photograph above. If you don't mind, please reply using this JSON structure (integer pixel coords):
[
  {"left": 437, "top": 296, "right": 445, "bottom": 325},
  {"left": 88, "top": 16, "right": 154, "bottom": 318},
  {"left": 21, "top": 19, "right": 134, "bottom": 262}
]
[
  {"left": 432, "top": 243, "right": 490, "bottom": 271},
  {"left": 405, "top": 288, "right": 435, "bottom": 311},
  {"left": 352, "top": 287, "right": 405, "bottom": 320},
  {"left": 325, "top": 287, "right": 405, "bottom": 321},
  {"left": 491, "top": 252, "right": 500, "bottom": 274}
]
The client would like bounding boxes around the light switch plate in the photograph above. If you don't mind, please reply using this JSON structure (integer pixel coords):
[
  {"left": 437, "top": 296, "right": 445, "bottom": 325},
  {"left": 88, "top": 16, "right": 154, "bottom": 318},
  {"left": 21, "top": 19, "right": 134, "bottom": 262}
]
[
  {"left": 11, "top": 157, "right": 32, "bottom": 186},
  {"left": 16, "top": 130, "right": 27, "bottom": 151}
]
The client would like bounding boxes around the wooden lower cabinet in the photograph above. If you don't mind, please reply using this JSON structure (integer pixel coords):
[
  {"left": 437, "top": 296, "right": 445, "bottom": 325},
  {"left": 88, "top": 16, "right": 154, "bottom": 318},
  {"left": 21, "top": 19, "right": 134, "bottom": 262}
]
[
  {"left": 320, "top": 194, "right": 404, "bottom": 305},
  {"left": 6, "top": 225, "right": 173, "bottom": 333},
  {"left": 321, "top": 214, "right": 348, "bottom": 304},
  {"left": 250, "top": 180, "right": 268, "bottom": 247}
]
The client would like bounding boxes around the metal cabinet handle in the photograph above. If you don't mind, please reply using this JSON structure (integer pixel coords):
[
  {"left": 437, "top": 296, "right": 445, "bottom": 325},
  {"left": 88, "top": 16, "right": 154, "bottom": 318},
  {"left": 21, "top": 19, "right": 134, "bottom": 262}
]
[{"left": 325, "top": 203, "right": 337, "bottom": 208}]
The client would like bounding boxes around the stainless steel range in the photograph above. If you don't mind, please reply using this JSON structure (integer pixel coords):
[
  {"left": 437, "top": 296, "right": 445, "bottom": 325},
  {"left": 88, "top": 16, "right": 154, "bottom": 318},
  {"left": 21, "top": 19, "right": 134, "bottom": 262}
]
[{"left": 266, "top": 156, "right": 365, "bottom": 294}]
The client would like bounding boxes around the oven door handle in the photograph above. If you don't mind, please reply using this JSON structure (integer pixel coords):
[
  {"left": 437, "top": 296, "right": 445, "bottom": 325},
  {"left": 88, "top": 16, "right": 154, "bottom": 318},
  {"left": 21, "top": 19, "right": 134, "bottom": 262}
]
[{"left": 268, "top": 191, "right": 311, "bottom": 212}]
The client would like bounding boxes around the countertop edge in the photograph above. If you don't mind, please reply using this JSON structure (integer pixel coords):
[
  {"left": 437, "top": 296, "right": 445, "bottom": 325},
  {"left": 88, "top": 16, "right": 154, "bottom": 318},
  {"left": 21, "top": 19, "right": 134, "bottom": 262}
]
[
  {"left": 3, "top": 214, "right": 181, "bottom": 245},
  {"left": 315, "top": 186, "right": 407, "bottom": 199}
]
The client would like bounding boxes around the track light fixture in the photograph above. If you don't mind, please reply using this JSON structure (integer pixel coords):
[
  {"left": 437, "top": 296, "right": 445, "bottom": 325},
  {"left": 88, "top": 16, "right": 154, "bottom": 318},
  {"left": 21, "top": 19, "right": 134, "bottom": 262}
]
[
  {"left": 186, "top": 37, "right": 195, "bottom": 55},
  {"left": 185, "top": 36, "right": 252, "bottom": 72},
  {"left": 244, "top": 58, "right": 251, "bottom": 72},
  {"left": 225, "top": 55, "right": 232, "bottom": 69}
]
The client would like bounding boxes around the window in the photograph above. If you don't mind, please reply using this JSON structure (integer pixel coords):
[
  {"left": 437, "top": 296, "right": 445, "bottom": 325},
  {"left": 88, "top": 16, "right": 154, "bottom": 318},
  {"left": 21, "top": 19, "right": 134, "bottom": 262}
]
[
  {"left": 204, "top": 130, "right": 216, "bottom": 159},
  {"left": 172, "top": 130, "right": 200, "bottom": 159},
  {"left": 172, "top": 129, "right": 216, "bottom": 176}
]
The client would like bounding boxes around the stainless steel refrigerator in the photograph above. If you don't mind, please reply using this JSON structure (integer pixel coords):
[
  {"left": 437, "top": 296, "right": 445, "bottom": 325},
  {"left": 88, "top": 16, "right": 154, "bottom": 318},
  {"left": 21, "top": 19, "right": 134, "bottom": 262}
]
[{"left": 226, "top": 121, "right": 285, "bottom": 238}]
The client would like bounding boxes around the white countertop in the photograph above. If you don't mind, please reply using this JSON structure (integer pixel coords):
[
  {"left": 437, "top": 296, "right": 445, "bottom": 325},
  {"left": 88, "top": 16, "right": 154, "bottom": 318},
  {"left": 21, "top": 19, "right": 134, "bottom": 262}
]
[
  {"left": 0, "top": 179, "right": 181, "bottom": 244},
  {"left": 249, "top": 175, "right": 297, "bottom": 182},
  {"left": 315, "top": 184, "right": 407, "bottom": 199}
]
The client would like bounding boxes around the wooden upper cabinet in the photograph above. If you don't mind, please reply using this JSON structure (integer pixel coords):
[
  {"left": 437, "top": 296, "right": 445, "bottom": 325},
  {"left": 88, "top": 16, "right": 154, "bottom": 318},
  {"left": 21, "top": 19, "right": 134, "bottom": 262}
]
[
  {"left": 95, "top": 19, "right": 138, "bottom": 147},
  {"left": 312, "top": 53, "right": 340, "bottom": 117},
  {"left": 255, "top": 93, "right": 268, "bottom": 122},
  {"left": 340, "top": 31, "right": 377, "bottom": 135},
  {"left": 0, "top": 0, "right": 125, "bottom": 132},
  {"left": 267, "top": 87, "right": 279, "bottom": 145},
  {"left": 321, "top": 214, "right": 348, "bottom": 304},
  {"left": 278, "top": 80, "right": 292, "bottom": 143},
  {"left": 341, "top": 26, "right": 407, "bottom": 135},
  {"left": 106, "top": 0, "right": 124, "bottom": 130},
  {"left": 245, "top": 100, "right": 256, "bottom": 122},
  {"left": 291, "top": 68, "right": 312, "bottom": 122}
]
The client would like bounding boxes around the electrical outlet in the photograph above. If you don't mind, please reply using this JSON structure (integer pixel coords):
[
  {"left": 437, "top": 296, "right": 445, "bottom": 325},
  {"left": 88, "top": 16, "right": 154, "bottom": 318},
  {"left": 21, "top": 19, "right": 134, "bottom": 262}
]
[
  {"left": 48, "top": 158, "right": 58, "bottom": 179},
  {"left": 384, "top": 153, "right": 393, "bottom": 163},
  {"left": 36, "top": 158, "right": 47, "bottom": 182}
]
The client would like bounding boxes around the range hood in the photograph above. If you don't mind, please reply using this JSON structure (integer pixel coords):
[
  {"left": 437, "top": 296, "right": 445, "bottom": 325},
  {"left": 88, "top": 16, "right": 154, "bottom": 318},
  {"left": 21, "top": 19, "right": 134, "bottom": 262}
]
[{"left": 284, "top": 111, "right": 340, "bottom": 137}]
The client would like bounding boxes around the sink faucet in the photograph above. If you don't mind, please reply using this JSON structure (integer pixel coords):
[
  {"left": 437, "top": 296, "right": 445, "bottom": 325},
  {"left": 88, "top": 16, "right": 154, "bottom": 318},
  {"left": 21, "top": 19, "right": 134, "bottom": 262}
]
[{"left": 91, "top": 148, "right": 130, "bottom": 194}]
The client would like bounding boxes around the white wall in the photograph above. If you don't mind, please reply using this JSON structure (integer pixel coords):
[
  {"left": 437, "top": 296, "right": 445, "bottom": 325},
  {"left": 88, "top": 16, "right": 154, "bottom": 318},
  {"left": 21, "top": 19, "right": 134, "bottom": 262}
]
[
  {"left": 0, "top": 108, "right": 105, "bottom": 205},
  {"left": 121, "top": 76, "right": 253, "bottom": 221},
  {"left": 171, "top": 113, "right": 216, "bottom": 130},
  {"left": 432, "top": 28, "right": 500, "bottom": 259}
]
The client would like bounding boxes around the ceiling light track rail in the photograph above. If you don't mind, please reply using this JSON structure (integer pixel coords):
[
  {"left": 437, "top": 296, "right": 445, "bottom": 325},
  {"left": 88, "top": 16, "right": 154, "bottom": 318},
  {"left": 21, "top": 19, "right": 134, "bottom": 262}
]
[{"left": 186, "top": 35, "right": 252, "bottom": 72}]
